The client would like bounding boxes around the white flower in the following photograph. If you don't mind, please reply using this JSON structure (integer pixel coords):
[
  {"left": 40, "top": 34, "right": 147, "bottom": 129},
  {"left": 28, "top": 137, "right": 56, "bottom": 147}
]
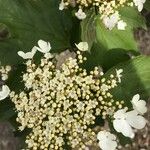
[
  {"left": 133, "top": 0, "right": 146, "bottom": 12},
  {"left": 103, "top": 12, "right": 120, "bottom": 30},
  {"left": 117, "top": 20, "right": 127, "bottom": 30},
  {"left": 35, "top": 40, "right": 51, "bottom": 53},
  {"left": 75, "top": 9, "right": 86, "bottom": 20},
  {"left": 131, "top": 94, "right": 147, "bottom": 114},
  {"left": 18, "top": 46, "right": 37, "bottom": 59},
  {"left": 0, "top": 85, "right": 10, "bottom": 101},
  {"left": 116, "top": 69, "right": 123, "bottom": 83},
  {"left": 113, "top": 109, "right": 147, "bottom": 138},
  {"left": 59, "top": 0, "right": 65, "bottom": 10},
  {"left": 97, "top": 131, "right": 117, "bottom": 150},
  {"left": 75, "top": 42, "right": 88, "bottom": 51}
]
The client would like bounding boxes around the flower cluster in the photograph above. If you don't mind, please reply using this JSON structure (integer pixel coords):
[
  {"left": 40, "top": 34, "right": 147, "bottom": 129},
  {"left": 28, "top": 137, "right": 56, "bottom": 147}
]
[
  {"left": 59, "top": 0, "right": 146, "bottom": 30},
  {"left": 9, "top": 40, "right": 126, "bottom": 150},
  {"left": 0, "top": 40, "right": 146, "bottom": 150}
]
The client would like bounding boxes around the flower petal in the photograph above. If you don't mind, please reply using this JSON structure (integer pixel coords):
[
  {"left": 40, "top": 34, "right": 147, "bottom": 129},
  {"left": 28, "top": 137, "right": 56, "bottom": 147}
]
[
  {"left": 131, "top": 94, "right": 147, "bottom": 114},
  {"left": 116, "top": 69, "right": 123, "bottom": 83},
  {"left": 97, "top": 131, "right": 106, "bottom": 141},
  {"left": 103, "top": 12, "right": 119, "bottom": 30},
  {"left": 17, "top": 47, "right": 37, "bottom": 59},
  {"left": 18, "top": 51, "right": 32, "bottom": 59},
  {"left": 126, "top": 110, "right": 147, "bottom": 129},
  {"left": 37, "top": 40, "right": 51, "bottom": 53},
  {"left": 75, "top": 9, "right": 86, "bottom": 20},
  {"left": 0, "top": 85, "right": 10, "bottom": 100},
  {"left": 97, "top": 131, "right": 117, "bottom": 150},
  {"left": 75, "top": 42, "right": 88, "bottom": 51},
  {"left": 114, "top": 109, "right": 126, "bottom": 119},
  {"left": 59, "top": 0, "right": 65, "bottom": 10},
  {"left": 133, "top": 100, "right": 147, "bottom": 114},
  {"left": 113, "top": 119, "right": 134, "bottom": 138},
  {"left": 99, "top": 139, "right": 117, "bottom": 150},
  {"left": 117, "top": 20, "right": 127, "bottom": 30},
  {"left": 132, "top": 94, "right": 140, "bottom": 103}
]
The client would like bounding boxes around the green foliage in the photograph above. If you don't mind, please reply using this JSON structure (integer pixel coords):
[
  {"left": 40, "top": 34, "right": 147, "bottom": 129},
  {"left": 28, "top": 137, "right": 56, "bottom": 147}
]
[
  {"left": 96, "top": 7, "right": 146, "bottom": 51},
  {"left": 81, "top": 8, "right": 96, "bottom": 51},
  {"left": 108, "top": 120, "right": 132, "bottom": 146},
  {"left": 144, "top": 0, "right": 150, "bottom": 10},
  {"left": 0, "top": 0, "right": 72, "bottom": 65},
  {"left": 0, "top": 64, "right": 26, "bottom": 125},
  {"left": 0, "top": 1, "right": 149, "bottom": 148},
  {"left": 102, "top": 49, "right": 131, "bottom": 71},
  {"left": 82, "top": 44, "right": 132, "bottom": 72},
  {"left": 82, "top": 42, "right": 106, "bottom": 71},
  {"left": 6, "top": 64, "right": 26, "bottom": 92},
  {"left": 144, "top": 1, "right": 150, "bottom": 26},
  {"left": 0, "top": 98, "right": 16, "bottom": 121},
  {"left": 105, "top": 56, "right": 150, "bottom": 106}
]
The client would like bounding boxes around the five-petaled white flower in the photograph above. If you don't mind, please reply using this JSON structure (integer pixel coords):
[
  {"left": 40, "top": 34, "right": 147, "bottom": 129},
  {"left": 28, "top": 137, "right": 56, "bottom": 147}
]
[
  {"left": 103, "top": 12, "right": 127, "bottom": 30},
  {"left": 113, "top": 108, "right": 147, "bottom": 138},
  {"left": 116, "top": 69, "right": 123, "bottom": 83},
  {"left": 75, "top": 42, "right": 88, "bottom": 51},
  {"left": 59, "top": 0, "right": 65, "bottom": 10},
  {"left": 133, "top": 0, "right": 146, "bottom": 12},
  {"left": 75, "top": 9, "right": 86, "bottom": 20},
  {"left": 18, "top": 46, "right": 37, "bottom": 59},
  {"left": 131, "top": 94, "right": 147, "bottom": 114},
  {"left": 35, "top": 40, "right": 51, "bottom": 53},
  {"left": 103, "top": 13, "right": 119, "bottom": 30},
  {"left": 97, "top": 131, "right": 117, "bottom": 150},
  {"left": 0, "top": 85, "right": 10, "bottom": 101}
]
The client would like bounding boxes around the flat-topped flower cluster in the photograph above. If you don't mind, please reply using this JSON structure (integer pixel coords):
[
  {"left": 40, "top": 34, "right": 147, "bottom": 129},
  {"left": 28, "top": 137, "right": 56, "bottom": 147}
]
[
  {"left": 59, "top": 0, "right": 146, "bottom": 30},
  {"left": 0, "top": 40, "right": 147, "bottom": 150},
  {"left": 10, "top": 41, "right": 124, "bottom": 149}
]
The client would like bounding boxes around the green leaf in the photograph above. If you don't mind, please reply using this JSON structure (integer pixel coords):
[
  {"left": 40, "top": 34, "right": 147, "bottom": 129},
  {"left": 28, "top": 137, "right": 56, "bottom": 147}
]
[
  {"left": 81, "top": 8, "right": 96, "bottom": 51},
  {"left": 70, "top": 17, "right": 81, "bottom": 45},
  {"left": 0, "top": 98, "right": 16, "bottom": 121},
  {"left": 96, "top": 7, "right": 146, "bottom": 51},
  {"left": 82, "top": 42, "right": 106, "bottom": 71},
  {"left": 0, "top": 23, "right": 10, "bottom": 40},
  {"left": 144, "top": 0, "right": 150, "bottom": 10},
  {"left": 0, "top": 65, "right": 25, "bottom": 122},
  {"left": 82, "top": 44, "right": 132, "bottom": 72},
  {"left": 0, "top": 0, "right": 72, "bottom": 65},
  {"left": 119, "top": 7, "right": 146, "bottom": 29},
  {"left": 102, "top": 49, "right": 131, "bottom": 71},
  {"left": 0, "top": 64, "right": 26, "bottom": 122},
  {"left": 6, "top": 64, "right": 26, "bottom": 93},
  {"left": 13, "top": 128, "right": 32, "bottom": 149},
  {"left": 144, "top": 1, "right": 150, "bottom": 27},
  {"left": 105, "top": 56, "right": 150, "bottom": 105}
]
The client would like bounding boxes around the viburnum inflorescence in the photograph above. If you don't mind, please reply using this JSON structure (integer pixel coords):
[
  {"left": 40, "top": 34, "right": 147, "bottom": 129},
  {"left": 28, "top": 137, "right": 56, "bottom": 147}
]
[
  {"left": 59, "top": 0, "right": 146, "bottom": 30},
  {"left": 60, "top": 0, "right": 132, "bottom": 16},
  {"left": 10, "top": 41, "right": 124, "bottom": 150}
]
